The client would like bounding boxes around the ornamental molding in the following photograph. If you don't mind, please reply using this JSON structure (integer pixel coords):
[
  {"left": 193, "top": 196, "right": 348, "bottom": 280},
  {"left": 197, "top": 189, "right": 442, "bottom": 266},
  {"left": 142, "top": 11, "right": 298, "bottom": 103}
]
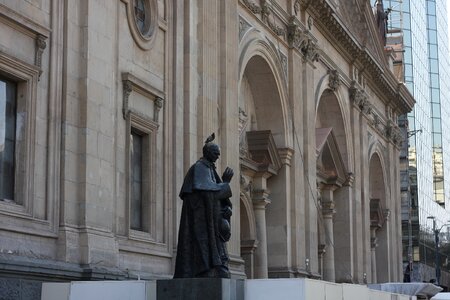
[
  {"left": 306, "top": 0, "right": 414, "bottom": 114},
  {"left": 239, "top": 15, "right": 252, "bottom": 41},
  {"left": 327, "top": 69, "right": 341, "bottom": 91},
  {"left": 241, "top": 0, "right": 286, "bottom": 36},
  {"left": 287, "top": 17, "right": 320, "bottom": 62},
  {"left": 261, "top": 0, "right": 286, "bottom": 36},
  {"left": 242, "top": 0, "right": 261, "bottom": 14},
  {"left": 35, "top": 34, "right": 47, "bottom": 78},
  {"left": 279, "top": 51, "right": 288, "bottom": 78},
  {"left": 321, "top": 200, "right": 336, "bottom": 217},
  {"left": 343, "top": 172, "right": 354, "bottom": 187},
  {"left": 121, "top": 72, "right": 165, "bottom": 122},
  {"left": 349, "top": 81, "right": 371, "bottom": 114},
  {"left": 294, "top": 0, "right": 301, "bottom": 16},
  {"left": 121, "top": 0, "right": 159, "bottom": 50},
  {"left": 0, "top": 4, "right": 51, "bottom": 78},
  {"left": 350, "top": 81, "right": 402, "bottom": 148},
  {"left": 297, "top": 0, "right": 312, "bottom": 11}
]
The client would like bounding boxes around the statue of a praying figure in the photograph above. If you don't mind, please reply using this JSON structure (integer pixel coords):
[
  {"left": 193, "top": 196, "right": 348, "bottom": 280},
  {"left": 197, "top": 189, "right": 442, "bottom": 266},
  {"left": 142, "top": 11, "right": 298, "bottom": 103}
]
[{"left": 174, "top": 133, "right": 234, "bottom": 278}]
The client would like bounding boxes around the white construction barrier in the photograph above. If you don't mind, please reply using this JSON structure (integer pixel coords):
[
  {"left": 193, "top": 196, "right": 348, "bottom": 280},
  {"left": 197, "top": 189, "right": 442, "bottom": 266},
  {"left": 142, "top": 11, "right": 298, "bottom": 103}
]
[
  {"left": 42, "top": 278, "right": 413, "bottom": 300},
  {"left": 41, "top": 281, "right": 156, "bottom": 300},
  {"left": 245, "top": 279, "right": 411, "bottom": 300}
]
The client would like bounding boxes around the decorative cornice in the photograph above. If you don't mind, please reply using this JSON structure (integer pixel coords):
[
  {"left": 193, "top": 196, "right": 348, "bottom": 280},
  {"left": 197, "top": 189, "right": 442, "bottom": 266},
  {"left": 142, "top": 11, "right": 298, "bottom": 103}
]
[
  {"left": 121, "top": 72, "right": 165, "bottom": 122},
  {"left": 307, "top": 0, "right": 414, "bottom": 114}
]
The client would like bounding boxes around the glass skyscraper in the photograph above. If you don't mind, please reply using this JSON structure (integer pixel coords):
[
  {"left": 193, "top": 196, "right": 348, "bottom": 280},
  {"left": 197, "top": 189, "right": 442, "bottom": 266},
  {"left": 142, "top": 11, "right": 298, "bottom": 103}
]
[{"left": 383, "top": 0, "right": 450, "bottom": 284}]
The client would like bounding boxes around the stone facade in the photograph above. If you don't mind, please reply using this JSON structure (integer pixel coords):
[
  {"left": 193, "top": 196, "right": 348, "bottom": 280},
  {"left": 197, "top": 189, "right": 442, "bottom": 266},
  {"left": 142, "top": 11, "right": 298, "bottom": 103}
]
[{"left": 0, "top": 0, "right": 414, "bottom": 292}]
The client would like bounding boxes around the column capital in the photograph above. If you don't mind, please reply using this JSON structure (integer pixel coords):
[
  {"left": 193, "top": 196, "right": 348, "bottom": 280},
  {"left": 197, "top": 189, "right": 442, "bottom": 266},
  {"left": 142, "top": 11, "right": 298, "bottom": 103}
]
[
  {"left": 241, "top": 239, "right": 259, "bottom": 254},
  {"left": 278, "top": 147, "right": 295, "bottom": 166},
  {"left": 252, "top": 189, "right": 271, "bottom": 209}
]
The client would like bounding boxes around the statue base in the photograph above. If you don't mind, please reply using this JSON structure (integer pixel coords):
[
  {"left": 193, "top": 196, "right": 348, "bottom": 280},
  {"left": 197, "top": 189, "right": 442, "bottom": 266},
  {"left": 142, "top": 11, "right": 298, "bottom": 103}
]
[{"left": 157, "top": 278, "right": 244, "bottom": 300}]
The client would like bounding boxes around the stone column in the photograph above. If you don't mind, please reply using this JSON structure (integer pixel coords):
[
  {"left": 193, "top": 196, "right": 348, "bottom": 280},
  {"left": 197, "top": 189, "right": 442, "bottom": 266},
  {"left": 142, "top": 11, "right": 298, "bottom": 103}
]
[
  {"left": 252, "top": 189, "right": 271, "bottom": 279},
  {"left": 321, "top": 185, "right": 337, "bottom": 282},
  {"left": 334, "top": 174, "right": 355, "bottom": 283},
  {"left": 370, "top": 227, "right": 378, "bottom": 283}
]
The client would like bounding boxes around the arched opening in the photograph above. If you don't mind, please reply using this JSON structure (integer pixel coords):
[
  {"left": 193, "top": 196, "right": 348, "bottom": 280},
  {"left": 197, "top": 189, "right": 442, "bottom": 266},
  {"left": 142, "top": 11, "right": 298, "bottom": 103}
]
[
  {"left": 316, "top": 89, "right": 349, "bottom": 169},
  {"left": 369, "top": 153, "right": 388, "bottom": 283},
  {"left": 238, "top": 54, "right": 288, "bottom": 278},
  {"left": 239, "top": 55, "right": 286, "bottom": 145},
  {"left": 315, "top": 89, "right": 352, "bottom": 282},
  {"left": 240, "top": 195, "right": 257, "bottom": 279}
]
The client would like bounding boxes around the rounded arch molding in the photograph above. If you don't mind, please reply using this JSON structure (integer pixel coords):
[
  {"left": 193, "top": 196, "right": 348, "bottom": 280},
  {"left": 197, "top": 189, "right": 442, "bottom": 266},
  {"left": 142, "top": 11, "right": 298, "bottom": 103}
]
[
  {"left": 368, "top": 143, "right": 389, "bottom": 201},
  {"left": 314, "top": 72, "right": 354, "bottom": 172},
  {"left": 238, "top": 29, "right": 292, "bottom": 148},
  {"left": 240, "top": 191, "right": 257, "bottom": 241},
  {"left": 121, "top": 0, "right": 159, "bottom": 50}
]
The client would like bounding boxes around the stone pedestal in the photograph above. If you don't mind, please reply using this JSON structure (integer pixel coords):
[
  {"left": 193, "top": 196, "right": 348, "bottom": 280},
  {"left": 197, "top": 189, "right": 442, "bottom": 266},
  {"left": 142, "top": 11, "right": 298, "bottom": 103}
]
[{"left": 157, "top": 279, "right": 244, "bottom": 300}]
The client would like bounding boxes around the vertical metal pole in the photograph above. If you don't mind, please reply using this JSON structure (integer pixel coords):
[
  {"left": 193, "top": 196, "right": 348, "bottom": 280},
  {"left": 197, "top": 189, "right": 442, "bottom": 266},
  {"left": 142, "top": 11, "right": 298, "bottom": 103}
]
[{"left": 433, "top": 219, "right": 440, "bottom": 285}]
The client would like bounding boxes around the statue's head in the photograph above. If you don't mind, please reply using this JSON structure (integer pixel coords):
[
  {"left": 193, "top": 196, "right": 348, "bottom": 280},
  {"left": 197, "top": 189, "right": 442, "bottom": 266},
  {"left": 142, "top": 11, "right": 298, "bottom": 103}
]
[{"left": 203, "top": 133, "right": 220, "bottom": 163}]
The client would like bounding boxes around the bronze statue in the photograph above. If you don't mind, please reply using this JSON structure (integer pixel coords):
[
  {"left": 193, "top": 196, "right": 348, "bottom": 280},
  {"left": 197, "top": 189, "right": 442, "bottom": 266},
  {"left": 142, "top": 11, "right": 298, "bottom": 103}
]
[{"left": 174, "top": 133, "right": 234, "bottom": 278}]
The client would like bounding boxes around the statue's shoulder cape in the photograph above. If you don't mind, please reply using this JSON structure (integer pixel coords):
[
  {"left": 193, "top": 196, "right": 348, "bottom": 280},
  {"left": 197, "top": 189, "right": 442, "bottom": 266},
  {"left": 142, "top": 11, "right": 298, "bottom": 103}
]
[{"left": 179, "top": 158, "right": 224, "bottom": 198}]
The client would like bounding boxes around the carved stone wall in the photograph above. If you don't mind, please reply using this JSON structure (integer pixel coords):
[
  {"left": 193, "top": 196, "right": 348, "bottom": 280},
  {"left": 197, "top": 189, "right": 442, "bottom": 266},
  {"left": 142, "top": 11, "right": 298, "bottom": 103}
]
[{"left": 0, "top": 0, "right": 413, "bottom": 294}]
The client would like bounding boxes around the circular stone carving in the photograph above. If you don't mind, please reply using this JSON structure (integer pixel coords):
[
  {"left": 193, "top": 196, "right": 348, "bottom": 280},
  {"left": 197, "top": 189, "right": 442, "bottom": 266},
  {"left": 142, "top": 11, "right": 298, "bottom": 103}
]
[{"left": 123, "top": 0, "right": 158, "bottom": 50}]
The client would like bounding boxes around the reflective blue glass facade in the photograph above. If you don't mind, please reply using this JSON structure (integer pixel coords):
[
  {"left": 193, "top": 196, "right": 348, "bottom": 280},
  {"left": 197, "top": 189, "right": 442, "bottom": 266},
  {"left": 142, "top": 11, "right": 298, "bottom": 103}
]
[{"left": 382, "top": 0, "right": 450, "bottom": 282}]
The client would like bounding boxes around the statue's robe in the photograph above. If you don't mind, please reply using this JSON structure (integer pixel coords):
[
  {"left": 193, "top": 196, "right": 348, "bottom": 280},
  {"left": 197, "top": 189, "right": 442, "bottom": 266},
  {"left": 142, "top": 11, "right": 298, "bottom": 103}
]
[{"left": 174, "top": 158, "right": 232, "bottom": 278}]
